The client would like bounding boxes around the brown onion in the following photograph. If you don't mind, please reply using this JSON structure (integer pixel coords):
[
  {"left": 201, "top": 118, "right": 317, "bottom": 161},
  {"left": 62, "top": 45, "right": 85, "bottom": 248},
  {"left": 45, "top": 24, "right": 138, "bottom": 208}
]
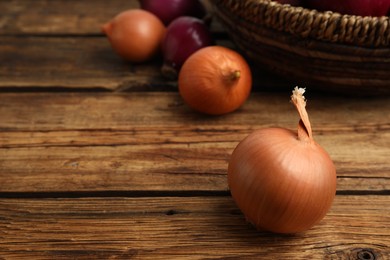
[
  {"left": 178, "top": 46, "right": 252, "bottom": 115},
  {"left": 101, "top": 9, "right": 166, "bottom": 62},
  {"left": 228, "top": 87, "right": 337, "bottom": 234}
]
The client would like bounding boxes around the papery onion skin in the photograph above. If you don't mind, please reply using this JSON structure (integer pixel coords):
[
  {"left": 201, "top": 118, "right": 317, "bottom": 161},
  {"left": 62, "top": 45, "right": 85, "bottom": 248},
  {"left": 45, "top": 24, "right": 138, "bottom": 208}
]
[
  {"left": 139, "top": 0, "right": 206, "bottom": 25},
  {"left": 178, "top": 46, "right": 252, "bottom": 115},
  {"left": 101, "top": 9, "right": 166, "bottom": 62},
  {"left": 228, "top": 88, "right": 337, "bottom": 234},
  {"left": 161, "top": 16, "right": 213, "bottom": 78},
  {"left": 228, "top": 128, "right": 337, "bottom": 233}
]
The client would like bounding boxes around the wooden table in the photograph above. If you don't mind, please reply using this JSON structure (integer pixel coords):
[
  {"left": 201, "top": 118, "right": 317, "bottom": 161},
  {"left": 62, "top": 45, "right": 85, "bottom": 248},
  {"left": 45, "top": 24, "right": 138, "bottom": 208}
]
[{"left": 1, "top": 1, "right": 389, "bottom": 259}]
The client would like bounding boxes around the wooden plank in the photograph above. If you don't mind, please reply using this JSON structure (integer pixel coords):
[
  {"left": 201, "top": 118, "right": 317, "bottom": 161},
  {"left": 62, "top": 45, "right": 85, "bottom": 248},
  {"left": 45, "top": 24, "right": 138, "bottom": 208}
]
[
  {"left": 0, "top": 196, "right": 389, "bottom": 259},
  {"left": 1, "top": 92, "right": 389, "bottom": 193},
  {"left": 0, "top": 129, "right": 388, "bottom": 193},
  {"left": 1, "top": 92, "right": 389, "bottom": 130},
  {"left": 0, "top": 0, "right": 139, "bottom": 35},
  {"left": 0, "top": 0, "right": 220, "bottom": 36},
  {"left": 0, "top": 92, "right": 298, "bottom": 130},
  {"left": 0, "top": 36, "right": 290, "bottom": 91},
  {"left": 0, "top": 36, "right": 175, "bottom": 91}
]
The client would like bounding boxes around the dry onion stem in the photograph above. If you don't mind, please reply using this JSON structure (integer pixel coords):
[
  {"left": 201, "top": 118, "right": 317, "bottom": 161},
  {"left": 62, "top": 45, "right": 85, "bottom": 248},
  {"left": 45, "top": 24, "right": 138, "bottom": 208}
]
[
  {"left": 228, "top": 87, "right": 337, "bottom": 234},
  {"left": 291, "top": 87, "right": 313, "bottom": 141}
]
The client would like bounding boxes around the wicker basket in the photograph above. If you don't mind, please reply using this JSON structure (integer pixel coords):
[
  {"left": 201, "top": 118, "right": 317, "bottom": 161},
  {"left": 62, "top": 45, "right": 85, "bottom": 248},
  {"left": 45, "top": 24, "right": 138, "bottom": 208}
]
[{"left": 211, "top": 0, "right": 390, "bottom": 95}]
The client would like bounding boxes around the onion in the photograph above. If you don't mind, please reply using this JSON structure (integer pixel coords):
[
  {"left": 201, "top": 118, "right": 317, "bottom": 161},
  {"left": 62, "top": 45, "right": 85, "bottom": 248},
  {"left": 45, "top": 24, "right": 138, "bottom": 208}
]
[
  {"left": 305, "top": 0, "right": 390, "bottom": 17},
  {"left": 101, "top": 9, "right": 166, "bottom": 62},
  {"left": 228, "top": 87, "right": 337, "bottom": 233},
  {"left": 139, "top": 0, "right": 207, "bottom": 25},
  {"left": 161, "top": 16, "right": 214, "bottom": 79},
  {"left": 178, "top": 46, "right": 252, "bottom": 115}
]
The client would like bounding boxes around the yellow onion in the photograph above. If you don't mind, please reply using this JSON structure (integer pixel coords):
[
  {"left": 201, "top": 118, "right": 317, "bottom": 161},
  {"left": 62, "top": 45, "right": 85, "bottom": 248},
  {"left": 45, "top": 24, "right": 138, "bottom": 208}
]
[
  {"left": 178, "top": 46, "right": 251, "bottom": 115},
  {"left": 101, "top": 9, "right": 166, "bottom": 62},
  {"left": 228, "top": 87, "right": 337, "bottom": 234}
]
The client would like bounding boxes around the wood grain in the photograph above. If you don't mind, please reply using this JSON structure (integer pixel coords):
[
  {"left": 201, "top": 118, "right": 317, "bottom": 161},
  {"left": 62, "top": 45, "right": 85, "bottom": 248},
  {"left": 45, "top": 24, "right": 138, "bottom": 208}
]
[
  {"left": 0, "top": 0, "right": 219, "bottom": 36},
  {"left": 1, "top": 92, "right": 389, "bottom": 193},
  {"left": 0, "top": 0, "right": 218, "bottom": 37},
  {"left": 1, "top": 92, "right": 389, "bottom": 130},
  {"left": 0, "top": 36, "right": 290, "bottom": 91},
  {"left": 0, "top": 196, "right": 389, "bottom": 259},
  {"left": 0, "top": 36, "right": 176, "bottom": 91},
  {"left": 1, "top": 0, "right": 389, "bottom": 258},
  {"left": 0, "top": 0, "right": 291, "bottom": 92},
  {"left": 0, "top": 0, "right": 139, "bottom": 35}
]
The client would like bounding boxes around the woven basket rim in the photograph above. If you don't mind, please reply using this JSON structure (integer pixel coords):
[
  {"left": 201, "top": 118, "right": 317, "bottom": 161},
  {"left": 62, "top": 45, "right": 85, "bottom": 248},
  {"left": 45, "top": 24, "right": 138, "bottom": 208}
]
[{"left": 212, "top": 0, "right": 390, "bottom": 47}]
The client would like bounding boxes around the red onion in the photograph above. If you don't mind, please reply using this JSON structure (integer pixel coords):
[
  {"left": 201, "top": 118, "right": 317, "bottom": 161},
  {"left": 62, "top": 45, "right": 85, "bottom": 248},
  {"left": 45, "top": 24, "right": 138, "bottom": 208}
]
[
  {"left": 161, "top": 16, "right": 214, "bottom": 79},
  {"left": 306, "top": 0, "right": 390, "bottom": 16},
  {"left": 139, "top": 0, "right": 206, "bottom": 25}
]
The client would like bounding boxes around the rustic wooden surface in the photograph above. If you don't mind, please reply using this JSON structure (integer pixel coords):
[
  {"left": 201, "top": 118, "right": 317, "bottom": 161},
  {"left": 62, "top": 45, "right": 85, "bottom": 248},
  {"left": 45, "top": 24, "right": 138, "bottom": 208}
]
[{"left": 0, "top": 0, "right": 389, "bottom": 259}]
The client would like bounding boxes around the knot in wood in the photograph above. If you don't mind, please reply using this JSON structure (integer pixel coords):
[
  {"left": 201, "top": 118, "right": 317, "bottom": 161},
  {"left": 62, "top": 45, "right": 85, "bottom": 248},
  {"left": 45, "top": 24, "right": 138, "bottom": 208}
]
[{"left": 355, "top": 248, "right": 376, "bottom": 260}]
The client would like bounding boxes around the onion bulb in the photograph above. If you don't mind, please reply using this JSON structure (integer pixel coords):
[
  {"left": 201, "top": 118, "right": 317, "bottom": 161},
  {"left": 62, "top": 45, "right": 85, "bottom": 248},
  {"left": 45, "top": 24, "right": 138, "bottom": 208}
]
[
  {"left": 139, "top": 0, "right": 207, "bottom": 26},
  {"left": 178, "top": 46, "right": 252, "bottom": 115},
  {"left": 161, "top": 16, "right": 213, "bottom": 79},
  {"left": 228, "top": 87, "right": 337, "bottom": 233},
  {"left": 101, "top": 9, "right": 166, "bottom": 62}
]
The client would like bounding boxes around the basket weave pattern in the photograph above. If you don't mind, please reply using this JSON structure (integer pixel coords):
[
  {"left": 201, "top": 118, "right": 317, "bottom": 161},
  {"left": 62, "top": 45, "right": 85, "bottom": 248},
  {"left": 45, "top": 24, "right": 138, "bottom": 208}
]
[
  {"left": 212, "top": 0, "right": 390, "bottom": 94},
  {"left": 213, "top": 0, "right": 390, "bottom": 47}
]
